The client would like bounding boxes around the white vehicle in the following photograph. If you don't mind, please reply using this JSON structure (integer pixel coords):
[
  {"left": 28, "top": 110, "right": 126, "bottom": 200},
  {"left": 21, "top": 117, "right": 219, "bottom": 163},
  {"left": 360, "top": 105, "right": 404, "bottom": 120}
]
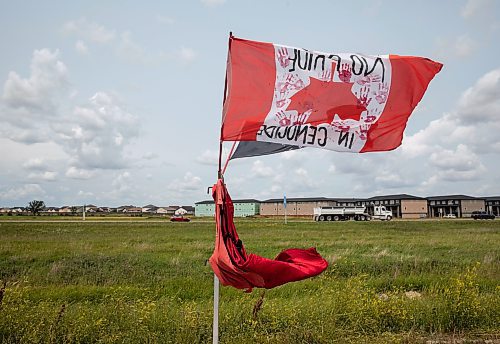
[{"left": 313, "top": 205, "right": 393, "bottom": 221}]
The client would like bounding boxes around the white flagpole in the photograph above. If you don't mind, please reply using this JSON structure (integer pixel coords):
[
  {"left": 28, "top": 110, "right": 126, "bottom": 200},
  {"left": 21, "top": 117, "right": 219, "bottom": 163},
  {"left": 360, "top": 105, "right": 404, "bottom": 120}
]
[
  {"left": 213, "top": 31, "right": 232, "bottom": 344},
  {"left": 213, "top": 275, "right": 220, "bottom": 344},
  {"left": 284, "top": 194, "right": 287, "bottom": 224}
]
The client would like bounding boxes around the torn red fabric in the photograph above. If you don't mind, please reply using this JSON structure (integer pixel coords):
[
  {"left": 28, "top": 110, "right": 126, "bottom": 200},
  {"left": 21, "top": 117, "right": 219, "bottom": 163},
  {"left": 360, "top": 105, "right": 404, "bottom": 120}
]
[{"left": 208, "top": 179, "right": 328, "bottom": 292}]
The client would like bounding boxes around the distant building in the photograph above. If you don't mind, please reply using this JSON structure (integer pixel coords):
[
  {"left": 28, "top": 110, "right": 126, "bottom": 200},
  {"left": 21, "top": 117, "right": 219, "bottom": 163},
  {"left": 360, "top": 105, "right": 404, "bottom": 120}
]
[
  {"left": 427, "top": 195, "right": 484, "bottom": 218},
  {"left": 195, "top": 199, "right": 260, "bottom": 217},
  {"left": 260, "top": 197, "right": 333, "bottom": 216},
  {"left": 484, "top": 196, "right": 500, "bottom": 216},
  {"left": 364, "top": 194, "right": 428, "bottom": 219},
  {"left": 142, "top": 205, "right": 158, "bottom": 213},
  {"left": 195, "top": 201, "right": 215, "bottom": 217},
  {"left": 175, "top": 206, "right": 194, "bottom": 216}
]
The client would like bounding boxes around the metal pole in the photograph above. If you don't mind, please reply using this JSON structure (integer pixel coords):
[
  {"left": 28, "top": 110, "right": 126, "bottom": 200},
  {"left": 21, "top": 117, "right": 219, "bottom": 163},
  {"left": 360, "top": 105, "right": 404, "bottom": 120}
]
[
  {"left": 212, "top": 275, "right": 220, "bottom": 344},
  {"left": 284, "top": 194, "right": 287, "bottom": 224},
  {"left": 212, "top": 31, "right": 233, "bottom": 344}
]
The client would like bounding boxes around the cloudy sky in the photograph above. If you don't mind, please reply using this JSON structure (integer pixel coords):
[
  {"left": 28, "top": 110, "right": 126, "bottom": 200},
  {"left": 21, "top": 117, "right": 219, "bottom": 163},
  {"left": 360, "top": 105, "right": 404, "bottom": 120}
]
[{"left": 1, "top": 0, "right": 499, "bottom": 207}]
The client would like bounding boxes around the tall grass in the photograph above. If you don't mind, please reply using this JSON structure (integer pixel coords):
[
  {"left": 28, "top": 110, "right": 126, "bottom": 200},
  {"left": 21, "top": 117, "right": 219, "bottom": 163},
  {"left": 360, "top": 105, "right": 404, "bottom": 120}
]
[{"left": 0, "top": 219, "right": 498, "bottom": 343}]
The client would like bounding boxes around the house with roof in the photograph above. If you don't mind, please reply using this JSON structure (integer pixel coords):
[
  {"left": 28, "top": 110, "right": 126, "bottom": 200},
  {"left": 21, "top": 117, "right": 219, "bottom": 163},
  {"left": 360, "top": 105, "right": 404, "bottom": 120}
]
[
  {"left": 141, "top": 204, "right": 158, "bottom": 213},
  {"left": 58, "top": 206, "right": 72, "bottom": 215},
  {"left": 84, "top": 204, "right": 98, "bottom": 213},
  {"left": 179, "top": 206, "right": 194, "bottom": 215},
  {"left": 0, "top": 207, "right": 11, "bottom": 215},
  {"left": 123, "top": 207, "right": 142, "bottom": 214}
]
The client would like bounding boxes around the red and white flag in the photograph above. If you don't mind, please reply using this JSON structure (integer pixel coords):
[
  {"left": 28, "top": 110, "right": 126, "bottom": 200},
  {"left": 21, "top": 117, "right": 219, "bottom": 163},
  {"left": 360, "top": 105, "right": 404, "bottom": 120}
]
[{"left": 222, "top": 36, "right": 442, "bottom": 154}]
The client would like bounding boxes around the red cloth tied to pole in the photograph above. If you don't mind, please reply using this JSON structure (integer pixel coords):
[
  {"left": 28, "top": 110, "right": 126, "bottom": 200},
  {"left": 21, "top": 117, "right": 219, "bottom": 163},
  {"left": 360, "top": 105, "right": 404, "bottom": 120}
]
[{"left": 208, "top": 179, "right": 328, "bottom": 292}]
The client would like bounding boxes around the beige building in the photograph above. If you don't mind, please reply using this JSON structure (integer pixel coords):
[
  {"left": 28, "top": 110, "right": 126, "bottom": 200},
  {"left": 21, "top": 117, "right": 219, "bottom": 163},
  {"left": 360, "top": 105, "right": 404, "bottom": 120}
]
[
  {"left": 400, "top": 199, "right": 428, "bottom": 219},
  {"left": 260, "top": 197, "right": 334, "bottom": 216},
  {"left": 363, "top": 194, "right": 427, "bottom": 219}
]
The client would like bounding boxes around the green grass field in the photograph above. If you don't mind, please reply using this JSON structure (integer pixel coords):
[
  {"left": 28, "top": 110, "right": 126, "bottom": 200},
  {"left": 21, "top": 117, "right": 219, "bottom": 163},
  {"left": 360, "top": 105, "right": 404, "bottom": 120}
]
[{"left": 0, "top": 218, "right": 499, "bottom": 343}]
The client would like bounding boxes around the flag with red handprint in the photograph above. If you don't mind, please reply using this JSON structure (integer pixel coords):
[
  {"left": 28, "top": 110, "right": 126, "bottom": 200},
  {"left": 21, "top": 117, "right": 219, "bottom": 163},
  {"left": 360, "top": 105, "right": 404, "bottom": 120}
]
[{"left": 222, "top": 35, "right": 442, "bottom": 155}]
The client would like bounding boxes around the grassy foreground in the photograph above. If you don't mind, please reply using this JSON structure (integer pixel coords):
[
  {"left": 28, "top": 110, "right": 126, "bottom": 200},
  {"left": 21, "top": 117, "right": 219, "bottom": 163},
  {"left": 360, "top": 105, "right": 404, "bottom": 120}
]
[{"left": 0, "top": 219, "right": 499, "bottom": 343}]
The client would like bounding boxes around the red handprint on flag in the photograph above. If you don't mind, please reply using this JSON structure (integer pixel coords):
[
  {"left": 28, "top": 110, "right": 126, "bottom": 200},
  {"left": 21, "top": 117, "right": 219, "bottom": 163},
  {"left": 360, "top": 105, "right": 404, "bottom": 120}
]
[
  {"left": 276, "top": 111, "right": 291, "bottom": 126},
  {"left": 276, "top": 98, "right": 288, "bottom": 108},
  {"left": 374, "top": 82, "right": 389, "bottom": 104},
  {"left": 355, "top": 86, "right": 372, "bottom": 108},
  {"left": 339, "top": 63, "right": 352, "bottom": 83},
  {"left": 277, "top": 47, "right": 290, "bottom": 68},
  {"left": 318, "top": 68, "right": 333, "bottom": 82},
  {"left": 356, "top": 74, "right": 381, "bottom": 85},
  {"left": 365, "top": 108, "right": 381, "bottom": 123},
  {"left": 332, "top": 120, "right": 351, "bottom": 132},
  {"left": 356, "top": 124, "right": 370, "bottom": 140},
  {"left": 292, "top": 112, "right": 308, "bottom": 125}
]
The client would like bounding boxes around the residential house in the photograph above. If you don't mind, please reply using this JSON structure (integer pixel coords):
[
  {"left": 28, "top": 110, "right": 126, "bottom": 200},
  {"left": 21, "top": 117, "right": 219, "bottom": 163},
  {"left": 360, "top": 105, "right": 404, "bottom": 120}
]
[
  {"left": 58, "top": 207, "right": 74, "bottom": 215},
  {"left": 85, "top": 204, "right": 98, "bottom": 213},
  {"left": 181, "top": 206, "right": 194, "bottom": 215},
  {"left": 142, "top": 204, "right": 158, "bottom": 214},
  {"left": 155, "top": 207, "right": 170, "bottom": 215}
]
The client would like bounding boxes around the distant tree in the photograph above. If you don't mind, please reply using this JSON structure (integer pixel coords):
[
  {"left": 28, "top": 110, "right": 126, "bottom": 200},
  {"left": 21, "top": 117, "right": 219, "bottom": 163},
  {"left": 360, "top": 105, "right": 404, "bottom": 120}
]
[
  {"left": 70, "top": 206, "right": 78, "bottom": 216},
  {"left": 27, "top": 200, "right": 45, "bottom": 216}
]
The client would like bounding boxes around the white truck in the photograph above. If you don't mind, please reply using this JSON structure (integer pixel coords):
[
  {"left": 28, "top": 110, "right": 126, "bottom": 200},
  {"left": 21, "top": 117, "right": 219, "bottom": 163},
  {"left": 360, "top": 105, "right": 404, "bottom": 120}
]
[{"left": 313, "top": 205, "right": 393, "bottom": 221}]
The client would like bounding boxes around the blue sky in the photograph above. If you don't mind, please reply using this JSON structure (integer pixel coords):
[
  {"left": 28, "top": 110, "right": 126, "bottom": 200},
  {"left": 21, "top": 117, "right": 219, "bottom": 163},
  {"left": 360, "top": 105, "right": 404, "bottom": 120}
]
[{"left": 0, "top": 0, "right": 499, "bottom": 207}]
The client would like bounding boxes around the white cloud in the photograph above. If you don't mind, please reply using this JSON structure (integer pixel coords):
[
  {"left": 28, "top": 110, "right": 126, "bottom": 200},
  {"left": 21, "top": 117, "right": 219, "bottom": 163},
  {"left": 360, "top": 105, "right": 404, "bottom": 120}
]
[
  {"left": 168, "top": 172, "right": 202, "bottom": 192},
  {"left": 142, "top": 152, "right": 158, "bottom": 160},
  {"left": 156, "top": 15, "right": 175, "bottom": 25},
  {"left": 454, "top": 35, "right": 477, "bottom": 57},
  {"left": 55, "top": 92, "right": 140, "bottom": 169},
  {"left": 0, "top": 49, "right": 69, "bottom": 145},
  {"left": 1, "top": 50, "right": 141, "bottom": 172},
  {"left": 63, "top": 18, "right": 115, "bottom": 43},
  {"left": 2, "top": 49, "right": 68, "bottom": 114},
  {"left": 65, "top": 166, "right": 95, "bottom": 180},
  {"left": 23, "top": 158, "right": 47, "bottom": 170},
  {"left": 0, "top": 184, "right": 45, "bottom": 201},
  {"left": 426, "top": 144, "right": 486, "bottom": 183},
  {"left": 77, "top": 190, "right": 94, "bottom": 197},
  {"left": 456, "top": 69, "right": 500, "bottom": 124},
  {"left": 28, "top": 171, "right": 58, "bottom": 182},
  {"left": 117, "top": 31, "right": 147, "bottom": 63},
  {"left": 178, "top": 47, "right": 197, "bottom": 64},
  {"left": 200, "top": 0, "right": 226, "bottom": 6},
  {"left": 75, "top": 40, "right": 89, "bottom": 55},
  {"left": 435, "top": 35, "right": 477, "bottom": 59},
  {"left": 461, "top": 0, "right": 493, "bottom": 19},
  {"left": 196, "top": 148, "right": 231, "bottom": 166},
  {"left": 429, "top": 144, "right": 482, "bottom": 172},
  {"left": 293, "top": 167, "right": 319, "bottom": 189},
  {"left": 251, "top": 160, "right": 274, "bottom": 178},
  {"left": 107, "top": 172, "right": 133, "bottom": 198},
  {"left": 460, "top": 0, "right": 499, "bottom": 31}
]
